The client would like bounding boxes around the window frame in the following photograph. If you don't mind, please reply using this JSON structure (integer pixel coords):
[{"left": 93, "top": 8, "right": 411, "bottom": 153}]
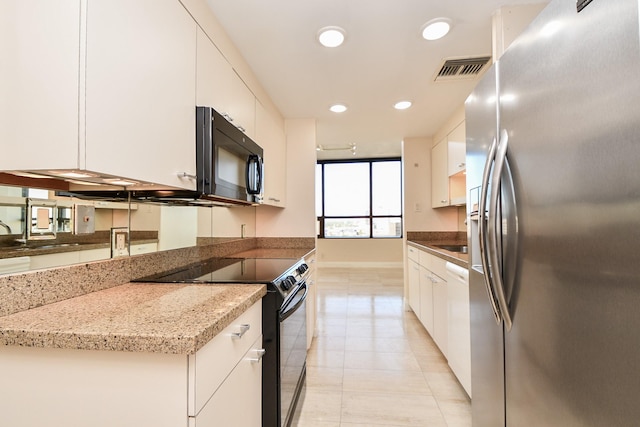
[{"left": 316, "top": 157, "right": 403, "bottom": 239}]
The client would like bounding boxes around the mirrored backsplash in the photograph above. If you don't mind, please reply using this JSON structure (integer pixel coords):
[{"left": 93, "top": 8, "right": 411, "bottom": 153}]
[{"left": 0, "top": 183, "right": 256, "bottom": 275}]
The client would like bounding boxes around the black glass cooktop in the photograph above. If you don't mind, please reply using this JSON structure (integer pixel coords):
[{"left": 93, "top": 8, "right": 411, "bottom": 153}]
[{"left": 134, "top": 257, "right": 301, "bottom": 284}]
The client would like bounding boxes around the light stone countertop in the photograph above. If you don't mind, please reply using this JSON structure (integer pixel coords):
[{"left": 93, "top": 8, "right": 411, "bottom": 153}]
[
  {"left": 407, "top": 240, "right": 469, "bottom": 267},
  {"left": 0, "top": 282, "right": 266, "bottom": 355}
]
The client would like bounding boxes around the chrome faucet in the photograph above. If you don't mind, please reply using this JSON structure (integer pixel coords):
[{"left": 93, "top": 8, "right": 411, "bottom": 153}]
[{"left": 0, "top": 219, "right": 12, "bottom": 234}]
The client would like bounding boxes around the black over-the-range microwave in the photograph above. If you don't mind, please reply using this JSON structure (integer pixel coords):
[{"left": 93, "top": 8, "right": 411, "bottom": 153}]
[
  {"left": 195, "top": 106, "right": 264, "bottom": 205},
  {"left": 58, "top": 106, "right": 264, "bottom": 206}
]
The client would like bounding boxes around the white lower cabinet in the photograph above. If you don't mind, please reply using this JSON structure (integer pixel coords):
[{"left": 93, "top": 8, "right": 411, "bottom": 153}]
[
  {"left": 418, "top": 265, "right": 434, "bottom": 335},
  {"left": 431, "top": 272, "right": 448, "bottom": 357},
  {"left": 30, "top": 247, "right": 111, "bottom": 270},
  {"left": 190, "top": 335, "right": 262, "bottom": 426},
  {"left": 408, "top": 258, "right": 420, "bottom": 316},
  {"left": 0, "top": 300, "right": 263, "bottom": 426},
  {"left": 407, "top": 244, "right": 471, "bottom": 393},
  {"left": 130, "top": 242, "right": 159, "bottom": 255},
  {"left": 447, "top": 263, "right": 471, "bottom": 397}
]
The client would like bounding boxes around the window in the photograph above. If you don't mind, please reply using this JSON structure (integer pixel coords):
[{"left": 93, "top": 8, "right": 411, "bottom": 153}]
[{"left": 316, "top": 158, "right": 402, "bottom": 238}]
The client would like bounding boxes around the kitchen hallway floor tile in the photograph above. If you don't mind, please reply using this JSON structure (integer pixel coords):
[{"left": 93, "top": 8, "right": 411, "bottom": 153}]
[{"left": 296, "top": 265, "right": 471, "bottom": 427}]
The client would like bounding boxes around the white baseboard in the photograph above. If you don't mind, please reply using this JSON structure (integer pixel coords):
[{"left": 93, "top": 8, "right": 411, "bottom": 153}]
[{"left": 316, "top": 261, "right": 403, "bottom": 269}]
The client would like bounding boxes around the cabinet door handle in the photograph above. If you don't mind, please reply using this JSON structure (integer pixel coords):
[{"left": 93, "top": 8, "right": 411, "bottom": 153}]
[
  {"left": 458, "top": 162, "right": 466, "bottom": 168},
  {"left": 231, "top": 324, "right": 250, "bottom": 339},
  {"left": 177, "top": 172, "right": 197, "bottom": 180},
  {"left": 249, "top": 348, "right": 266, "bottom": 363},
  {"left": 440, "top": 199, "right": 448, "bottom": 204}
]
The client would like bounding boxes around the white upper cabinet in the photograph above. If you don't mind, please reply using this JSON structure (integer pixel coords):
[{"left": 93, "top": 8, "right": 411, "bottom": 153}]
[
  {"left": 431, "top": 138, "right": 449, "bottom": 208},
  {"left": 196, "top": 28, "right": 255, "bottom": 140},
  {"left": 85, "top": 0, "right": 197, "bottom": 190},
  {"left": 0, "top": 1, "right": 80, "bottom": 171},
  {"left": 431, "top": 120, "right": 467, "bottom": 208},
  {"left": 447, "top": 122, "right": 466, "bottom": 176},
  {"left": 256, "top": 102, "right": 286, "bottom": 207},
  {"left": 2, "top": 1, "right": 284, "bottom": 192}
]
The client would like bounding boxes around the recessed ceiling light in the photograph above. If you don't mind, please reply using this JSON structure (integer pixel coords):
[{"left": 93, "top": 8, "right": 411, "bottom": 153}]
[
  {"left": 329, "top": 104, "right": 348, "bottom": 113},
  {"left": 394, "top": 101, "right": 412, "bottom": 110},
  {"left": 421, "top": 18, "right": 451, "bottom": 41},
  {"left": 318, "top": 26, "right": 346, "bottom": 48}
]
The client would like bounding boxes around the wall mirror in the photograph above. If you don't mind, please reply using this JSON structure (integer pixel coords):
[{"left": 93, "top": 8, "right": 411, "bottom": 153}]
[{"left": 0, "top": 183, "right": 254, "bottom": 276}]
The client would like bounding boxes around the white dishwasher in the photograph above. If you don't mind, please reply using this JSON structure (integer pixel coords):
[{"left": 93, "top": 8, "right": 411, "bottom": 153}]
[{"left": 446, "top": 261, "right": 471, "bottom": 397}]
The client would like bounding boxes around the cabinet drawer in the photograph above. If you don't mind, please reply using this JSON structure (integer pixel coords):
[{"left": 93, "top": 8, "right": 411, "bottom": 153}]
[
  {"left": 418, "top": 250, "right": 432, "bottom": 270},
  {"left": 130, "top": 243, "right": 158, "bottom": 255},
  {"left": 188, "top": 300, "right": 262, "bottom": 416},
  {"left": 431, "top": 256, "right": 448, "bottom": 280},
  {"left": 407, "top": 245, "right": 419, "bottom": 262},
  {"left": 190, "top": 334, "right": 263, "bottom": 427}
]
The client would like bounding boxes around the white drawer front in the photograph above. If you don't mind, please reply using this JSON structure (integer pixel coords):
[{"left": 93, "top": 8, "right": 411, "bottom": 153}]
[
  {"left": 407, "top": 245, "right": 419, "bottom": 262},
  {"left": 190, "top": 334, "right": 263, "bottom": 427},
  {"left": 188, "top": 300, "right": 262, "bottom": 416}
]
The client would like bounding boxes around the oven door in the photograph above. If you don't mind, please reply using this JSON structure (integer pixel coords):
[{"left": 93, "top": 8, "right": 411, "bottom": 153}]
[{"left": 279, "top": 281, "right": 308, "bottom": 427}]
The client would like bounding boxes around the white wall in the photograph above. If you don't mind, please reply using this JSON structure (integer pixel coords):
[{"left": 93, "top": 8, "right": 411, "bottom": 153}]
[
  {"left": 402, "top": 137, "right": 458, "bottom": 232},
  {"left": 256, "top": 119, "right": 316, "bottom": 238},
  {"left": 492, "top": 3, "right": 548, "bottom": 62},
  {"left": 317, "top": 239, "right": 403, "bottom": 267}
]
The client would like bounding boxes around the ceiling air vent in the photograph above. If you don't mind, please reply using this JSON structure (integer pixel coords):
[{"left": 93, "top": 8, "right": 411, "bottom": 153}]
[{"left": 434, "top": 56, "right": 491, "bottom": 82}]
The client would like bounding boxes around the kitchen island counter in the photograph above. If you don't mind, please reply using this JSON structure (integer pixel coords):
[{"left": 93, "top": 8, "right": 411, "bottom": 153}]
[{"left": 0, "top": 282, "right": 266, "bottom": 354}]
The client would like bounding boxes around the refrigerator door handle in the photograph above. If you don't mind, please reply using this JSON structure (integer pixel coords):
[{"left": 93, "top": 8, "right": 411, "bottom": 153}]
[
  {"left": 487, "top": 129, "right": 513, "bottom": 331},
  {"left": 478, "top": 136, "right": 502, "bottom": 324}
]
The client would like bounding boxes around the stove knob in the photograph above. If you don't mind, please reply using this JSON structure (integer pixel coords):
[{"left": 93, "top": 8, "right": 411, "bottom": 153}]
[
  {"left": 282, "top": 276, "right": 295, "bottom": 290},
  {"left": 297, "top": 263, "right": 309, "bottom": 274}
]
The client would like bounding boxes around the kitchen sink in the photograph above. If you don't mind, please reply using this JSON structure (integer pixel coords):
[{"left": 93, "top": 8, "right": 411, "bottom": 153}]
[{"left": 434, "top": 244, "right": 468, "bottom": 254}]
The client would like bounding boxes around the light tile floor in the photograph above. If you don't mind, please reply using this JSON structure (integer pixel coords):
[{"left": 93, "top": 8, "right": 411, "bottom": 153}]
[{"left": 295, "top": 266, "right": 471, "bottom": 427}]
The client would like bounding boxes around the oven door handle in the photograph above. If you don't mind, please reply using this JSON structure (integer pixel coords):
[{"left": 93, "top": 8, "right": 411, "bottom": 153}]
[{"left": 279, "top": 282, "right": 308, "bottom": 322}]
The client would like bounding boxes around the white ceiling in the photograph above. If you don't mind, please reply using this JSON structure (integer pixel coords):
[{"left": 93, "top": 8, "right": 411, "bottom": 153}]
[{"left": 205, "top": 0, "right": 544, "bottom": 160}]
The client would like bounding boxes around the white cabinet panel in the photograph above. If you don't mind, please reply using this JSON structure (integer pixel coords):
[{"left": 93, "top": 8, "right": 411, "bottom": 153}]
[
  {"left": 256, "top": 102, "right": 286, "bottom": 207},
  {"left": 0, "top": 346, "right": 187, "bottom": 427},
  {"left": 130, "top": 242, "right": 158, "bottom": 255},
  {"left": 408, "top": 259, "right": 420, "bottom": 316},
  {"left": 85, "top": 0, "right": 197, "bottom": 189},
  {"left": 78, "top": 247, "right": 111, "bottom": 262},
  {"left": 0, "top": 1, "right": 80, "bottom": 171},
  {"left": 431, "top": 120, "right": 467, "bottom": 207},
  {"left": 431, "top": 139, "right": 449, "bottom": 208},
  {"left": 188, "top": 301, "right": 261, "bottom": 416},
  {"left": 419, "top": 265, "right": 434, "bottom": 334},
  {"left": 191, "top": 335, "right": 263, "bottom": 427},
  {"left": 196, "top": 28, "right": 255, "bottom": 139},
  {"left": 432, "top": 272, "right": 448, "bottom": 357},
  {"left": 447, "top": 122, "right": 466, "bottom": 176},
  {"left": 447, "top": 264, "right": 471, "bottom": 396}
]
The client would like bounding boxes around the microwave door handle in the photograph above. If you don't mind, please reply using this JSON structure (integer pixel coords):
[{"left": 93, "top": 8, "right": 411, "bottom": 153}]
[
  {"left": 246, "top": 155, "right": 258, "bottom": 194},
  {"left": 256, "top": 155, "right": 263, "bottom": 194}
]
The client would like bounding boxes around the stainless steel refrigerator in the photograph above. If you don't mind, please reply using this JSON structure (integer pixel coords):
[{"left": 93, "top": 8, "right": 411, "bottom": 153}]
[{"left": 465, "top": 0, "right": 640, "bottom": 425}]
